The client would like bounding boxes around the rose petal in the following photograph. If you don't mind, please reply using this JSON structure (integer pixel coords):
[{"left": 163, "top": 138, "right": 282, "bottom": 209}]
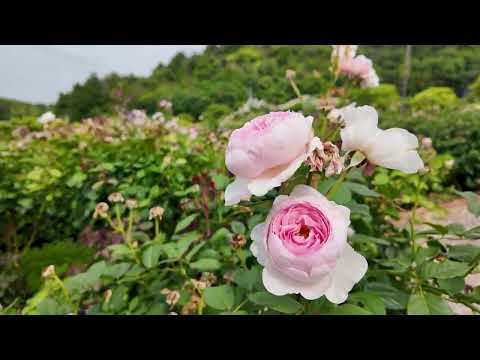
[
  {"left": 325, "top": 243, "right": 368, "bottom": 304},
  {"left": 224, "top": 177, "right": 251, "bottom": 206}
]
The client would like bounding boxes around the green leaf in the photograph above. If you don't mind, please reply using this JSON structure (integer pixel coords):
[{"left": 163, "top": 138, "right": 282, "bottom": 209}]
[
  {"left": 420, "top": 259, "right": 470, "bottom": 279},
  {"left": 372, "top": 173, "right": 389, "bottom": 186},
  {"left": 108, "top": 244, "right": 134, "bottom": 258},
  {"left": 248, "top": 292, "right": 302, "bottom": 314},
  {"left": 456, "top": 191, "right": 480, "bottom": 217},
  {"left": 463, "top": 226, "right": 480, "bottom": 239},
  {"left": 212, "top": 174, "right": 230, "bottom": 191},
  {"left": 231, "top": 221, "right": 246, "bottom": 235},
  {"left": 351, "top": 234, "right": 390, "bottom": 246},
  {"left": 438, "top": 277, "right": 465, "bottom": 294},
  {"left": 174, "top": 214, "right": 198, "bottom": 234},
  {"left": 365, "top": 282, "right": 409, "bottom": 310},
  {"left": 210, "top": 227, "right": 232, "bottom": 243},
  {"left": 325, "top": 304, "right": 373, "bottom": 315},
  {"left": 448, "top": 245, "right": 480, "bottom": 262},
  {"left": 330, "top": 184, "right": 352, "bottom": 205},
  {"left": 103, "top": 263, "right": 132, "bottom": 279},
  {"left": 162, "top": 232, "right": 201, "bottom": 259},
  {"left": 204, "top": 285, "right": 235, "bottom": 311},
  {"left": 408, "top": 292, "right": 453, "bottom": 315},
  {"left": 142, "top": 244, "right": 163, "bottom": 268},
  {"left": 348, "top": 292, "right": 386, "bottom": 315},
  {"left": 447, "top": 223, "right": 466, "bottom": 236},
  {"left": 66, "top": 172, "right": 87, "bottom": 188},
  {"left": 344, "top": 182, "right": 381, "bottom": 197},
  {"left": 185, "top": 242, "right": 207, "bottom": 263},
  {"left": 233, "top": 267, "right": 261, "bottom": 291},
  {"left": 189, "top": 258, "right": 221, "bottom": 272}
]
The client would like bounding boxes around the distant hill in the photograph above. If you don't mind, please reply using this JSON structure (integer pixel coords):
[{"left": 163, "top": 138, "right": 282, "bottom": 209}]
[
  {"left": 0, "top": 97, "right": 48, "bottom": 120},
  {"left": 11, "top": 45, "right": 480, "bottom": 122}
]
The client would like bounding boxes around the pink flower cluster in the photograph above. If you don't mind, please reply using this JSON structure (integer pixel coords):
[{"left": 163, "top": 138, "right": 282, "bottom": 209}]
[{"left": 332, "top": 45, "right": 379, "bottom": 88}]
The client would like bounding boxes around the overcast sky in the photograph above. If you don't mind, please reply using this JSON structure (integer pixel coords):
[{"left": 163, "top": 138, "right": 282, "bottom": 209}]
[{"left": 0, "top": 45, "right": 206, "bottom": 104}]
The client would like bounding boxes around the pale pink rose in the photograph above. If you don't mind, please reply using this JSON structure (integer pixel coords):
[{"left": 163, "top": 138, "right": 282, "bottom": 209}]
[
  {"left": 250, "top": 185, "right": 368, "bottom": 302},
  {"left": 340, "top": 104, "right": 424, "bottom": 174},
  {"left": 339, "top": 55, "right": 379, "bottom": 88},
  {"left": 331, "top": 45, "right": 358, "bottom": 62},
  {"left": 224, "top": 112, "right": 319, "bottom": 206}
]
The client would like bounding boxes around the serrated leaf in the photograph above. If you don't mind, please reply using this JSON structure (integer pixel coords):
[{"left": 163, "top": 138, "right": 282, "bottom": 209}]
[
  {"left": 348, "top": 292, "right": 386, "bottom": 315},
  {"left": 420, "top": 259, "right": 470, "bottom": 279},
  {"left": 231, "top": 221, "right": 246, "bottom": 235},
  {"left": 325, "top": 304, "right": 373, "bottom": 315},
  {"left": 408, "top": 292, "right": 453, "bottom": 315},
  {"left": 233, "top": 267, "right": 261, "bottom": 291},
  {"left": 189, "top": 258, "right": 221, "bottom": 272},
  {"left": 204, "top": 285, "right": 235, "bottom": 311},
  {"left": 345, "top": 182, "right": 380, "bottom": 197},
  {"left": 248, "top": 292, "right": 302, "bottom": 314},
  {"left": 174, "top": 214, "right": 198, "bottom": 234},
  {"left": 142, "top": 244, "right": 163, "bottom": 268}
]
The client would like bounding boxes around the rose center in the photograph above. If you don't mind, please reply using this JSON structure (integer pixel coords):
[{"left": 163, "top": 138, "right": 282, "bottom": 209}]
[{"left": 297, "top": 224, "right": 310, "bottom": 239}]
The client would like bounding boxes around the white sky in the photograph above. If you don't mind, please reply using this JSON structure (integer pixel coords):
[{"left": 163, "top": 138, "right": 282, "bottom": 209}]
[{"left": 0, "top": 45, "right": 206, "bottom": 104}]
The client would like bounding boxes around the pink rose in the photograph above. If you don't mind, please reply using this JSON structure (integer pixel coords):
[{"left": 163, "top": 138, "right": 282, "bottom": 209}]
[
  {"left": 339, "top": 55, "right": 379, "bottom": 89},
  {"left": 224, "top": 111, "right": 319, "bottom": 205},
  {"left": 250, "top": 185, "right": 368, "bottom": 302}
]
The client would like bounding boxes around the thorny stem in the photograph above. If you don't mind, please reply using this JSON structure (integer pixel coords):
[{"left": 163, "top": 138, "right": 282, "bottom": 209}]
[
  {"left": 232, "top": 298, "right": 249, "bottom": 313},
  {"left": 409, "top": 176, "right": 422, "bottom": 260},
  {"left": 53, "top": 274, "right": 75, "bottom": 312},
  {"left": 115, "top": 204, "right": 125, "bottom": 233},
  {"left": 154, "top": 218, "right": 160, "bottom": 241}
]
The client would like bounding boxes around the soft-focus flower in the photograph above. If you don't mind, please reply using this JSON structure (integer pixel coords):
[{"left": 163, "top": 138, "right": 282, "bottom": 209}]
[
  {"left": 93, "top": 202, "right": 109, "bottom": 219},
  {"left": 224, "top": 111, "right": 319, "bottom": 206},
  {"left": 126, "top": 109, "right": 147, "bottom": 126},
  {"left": 152, "top": 112, "right": 165, "bottom": 123},
  {"left": 38, "top": 111, "right": 56, "bottom": 125},
  {"left": 108, "top": 192, "right": 125, "bottom": 203},
  {"left": 339, "top": 55, "right": 379, "bottom": 88},
  {"left": 339, "top": 105, "right": 424, "bottom": 174},
  {"left": 444, "top": 159, "right": 455, "bottom": 170},
  {"left": 250, "top": 185, "right": 367, "bottom": 302},
  {"left": 331, "top": 45, "right": 358, "bottom": 62},
  {"left": 305, "top": 139, "right": 344, "bottom": 177},
  {"left": 42, "top": 265, "right": 56, "bottom": 279},
  {"left": 12, "top": 127, "right": 30, "bottom": 138},
  {"left": 421, "top": 137, "right": 433, "bottom": 149},
  {"left": 286, "top": 69, "right": 296, "bottom": 80},
  {"left": 149, "top": 206, "right": 165, "bottom": 220},
  {"left": 159, "top": 99, "right": 173, "bottom": 110},
  {"left": 125, "top": 199, "right": 138, "bottom": 209}
]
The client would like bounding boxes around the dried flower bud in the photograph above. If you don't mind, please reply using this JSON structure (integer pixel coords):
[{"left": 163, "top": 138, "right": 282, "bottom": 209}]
[
  {"left": 149, "top": 206, "right": 165, "bottom": 220},
  {"left": 286, "top": 69, "right": 296, "bottom": 80},
  {"left": 181, "top": 294, "right": 201, "bottom": 315},
  {"left": 191, "top": 279, "right": 207, "bottom": 290},
  {"left": 421, "top": 137, "right": 433, "bottom": 149},
  {"left": 161, "top": 288, "right": 180, "bottom": 307},
  {"left": 104, "top": 289, "right": 113, "bottom": 303},
  {"left": 200, "top": 272, "right": 217, "bottom": 287},
  {"left": 42, "top": 265, "right": 56, "bottom": 279},
  {"left": 125, "top": 199, "right": 138, "bottom": 209},
  {"left": 108, "top": 192, "right": 125, "bottom": 203},
  {"left": 93, "top": 202, "right": 109, "bottom": 219},
  {"left": 419, "top": 166, "right": 430, "bottom": 175},
  {"left": 229, "top": 234, "right": 247, "bottom": 250},
  {"left": 305, "top": 141, "right": 344, "bottom": 177},
  {"left": 223, "top": 272, "right": 235, "bottom": 284}
]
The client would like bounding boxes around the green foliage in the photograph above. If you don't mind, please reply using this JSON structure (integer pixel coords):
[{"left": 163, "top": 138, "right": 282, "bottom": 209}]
[
  {"left": 201, "top": 104, "right": 232, "bottom": 130},
  {"left": 409, "top": 87, "right": 459, "bottom": 112},
  {"left": 20, "top": 241, "right": 94, "bottom": 293},
  {"left": 347, "top": 84, "right": 401, "bottom": 111}
]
